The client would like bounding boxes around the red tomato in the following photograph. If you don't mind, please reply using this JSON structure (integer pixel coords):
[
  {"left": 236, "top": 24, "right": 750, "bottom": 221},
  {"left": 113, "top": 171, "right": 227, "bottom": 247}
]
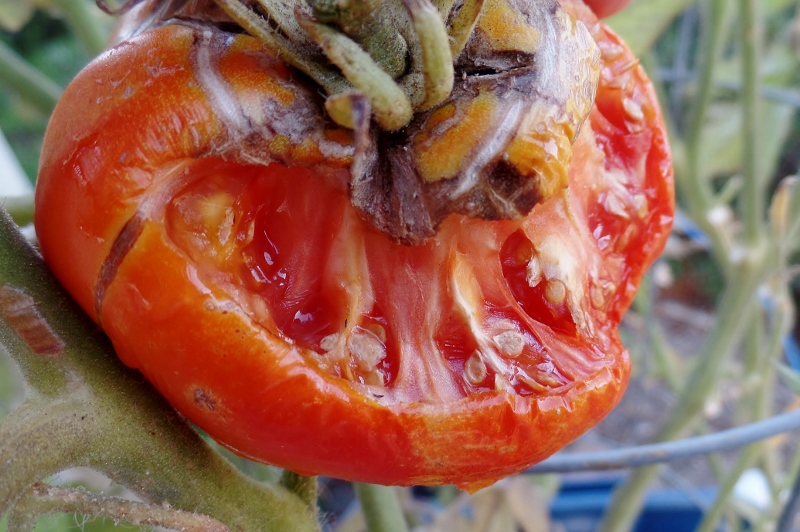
[
  {"left": 582, "top": 0, "right": 633, "bottom": 18},
  {"left": 34, "top": 0, "right": 672, "bottom": 491}
]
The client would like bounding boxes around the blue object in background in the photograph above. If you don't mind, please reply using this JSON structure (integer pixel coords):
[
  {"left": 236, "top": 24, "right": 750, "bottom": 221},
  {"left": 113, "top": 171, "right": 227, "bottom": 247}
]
[
  {"left": 551, "top": 476, "right": 718, "bottom": 532},
  {"left": 784, "top": 333, "right": 800, "bottom": 371}
]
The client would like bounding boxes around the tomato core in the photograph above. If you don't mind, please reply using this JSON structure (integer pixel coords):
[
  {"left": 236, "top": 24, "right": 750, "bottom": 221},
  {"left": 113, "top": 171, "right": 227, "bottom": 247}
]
[{"left": 163, "top": 156, "right": 623, "bottom": 403}]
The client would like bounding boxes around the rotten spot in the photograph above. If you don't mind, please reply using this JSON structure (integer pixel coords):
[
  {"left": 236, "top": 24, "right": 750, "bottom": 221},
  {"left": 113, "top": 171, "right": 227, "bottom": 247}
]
[
  {"left": 95, "top": 211, "right": 145, "bottom": 318},
  {"left": 194, "top": 388, "right": 220, "bottom": 411},
  {"left": 350, "top": 0, "right": 600, "bottom": 243},
  {"left": 0, "top": 285, "right": 65, "bottom": 357}
]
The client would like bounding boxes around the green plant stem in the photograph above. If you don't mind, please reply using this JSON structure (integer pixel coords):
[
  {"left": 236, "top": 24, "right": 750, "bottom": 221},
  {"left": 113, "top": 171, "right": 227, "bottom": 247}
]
[
  {"left": 8, "top": 483, "right": 229, "bottom": 532},
  {"left": 738, "top": 0, "right": 763, "bottom": 246},
  {"left": 696, "top": 443, "right": 762, "bottom": 532},
  {"left": 47, "top": 0, "right": 108, "bottom": 56},
  {"left": 353, "top": 483, "right": 409, "bottom": 532},
  {"left": 679, "top": 0, "right": 733, "bottom": 270},
  {"left": 280, "top": 470, "right": 319, "bottom": 512},
  {"left": 0, "top": 398, "right": 90, "bottom": 515},
  {"left": 0, "top": 41, "right": 62, "bottom": 116},
  {"left": 696, "top": 312, "right": 781, "bottom": 532},
  {"left": 600, "top": 247, "right": 769, "bottom": 532},
  {"left": 0, "top": 210, "right": 319, "bottom": 530}
]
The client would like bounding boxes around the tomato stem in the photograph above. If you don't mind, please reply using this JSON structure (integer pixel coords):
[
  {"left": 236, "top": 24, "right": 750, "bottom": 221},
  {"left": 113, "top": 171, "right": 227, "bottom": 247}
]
[
  {"left": 309, "top": 0, "right": 408, "bottom": 79},
  {"left": 8, "top": 483, "right": 230, "bottom": 531},
  {"left": 0, "top": 210, "right": 320, "bottom": 530},
  {"left": 737, "top": 0, "right": 764, "bottom": 246},
  {"left": 353, "top": 483, "right": 410, "bottom": 532},
  {"left": 694, "top": 310, "right": 784, "bottom": 532},
  {"left": 600, "top": 243, "right": 771, "bottom": 532},
  {"left": 681, "top": 0, "right": 733, "bottom": 275}
]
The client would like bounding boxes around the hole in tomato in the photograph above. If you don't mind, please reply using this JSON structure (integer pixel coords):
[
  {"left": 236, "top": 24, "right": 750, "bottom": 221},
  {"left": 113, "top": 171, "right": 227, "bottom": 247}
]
[{"left": 500, "top": 230, "right": 578, "bottom": 336}]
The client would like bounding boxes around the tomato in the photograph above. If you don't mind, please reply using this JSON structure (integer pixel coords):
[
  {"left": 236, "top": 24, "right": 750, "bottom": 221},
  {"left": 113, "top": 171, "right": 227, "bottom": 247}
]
[
  {"left": 582, "top": 0, "right": 633, "bottom": 18},
  {"left": 34, "top": 0, "right": 672, "bottom": 491}
]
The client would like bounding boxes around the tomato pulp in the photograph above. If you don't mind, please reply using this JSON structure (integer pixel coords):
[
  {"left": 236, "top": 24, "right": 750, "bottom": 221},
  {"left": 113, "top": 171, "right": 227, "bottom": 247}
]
[{"left": 35, "top": 0, "right": 673, "bottom": 490}]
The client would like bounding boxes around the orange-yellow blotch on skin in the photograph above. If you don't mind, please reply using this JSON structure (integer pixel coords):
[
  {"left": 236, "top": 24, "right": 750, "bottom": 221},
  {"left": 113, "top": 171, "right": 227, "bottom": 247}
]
[
  {"left": 220, "top": 38, "right": 296, "bottom": 106},
  {"left": 414, "top": 92, "right": 499, "bottom": 183},
  {"left": 323, "top": 127, "right": 354, "bottom": 147},
  {"left": 478, "top": 0, "right": 542, "bottom": 54},
  {"left": 505, "top": 124, "right": 573, "bottom": 199}
]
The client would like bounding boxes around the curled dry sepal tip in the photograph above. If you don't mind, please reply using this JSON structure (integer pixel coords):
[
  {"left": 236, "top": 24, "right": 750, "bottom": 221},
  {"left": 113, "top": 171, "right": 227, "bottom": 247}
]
[{"left": 33, "top": 0, "right": 673, "bottom": 492}]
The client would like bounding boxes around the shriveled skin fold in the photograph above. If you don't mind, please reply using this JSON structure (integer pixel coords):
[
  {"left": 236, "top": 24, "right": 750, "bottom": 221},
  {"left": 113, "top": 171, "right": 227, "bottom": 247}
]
[
  {"left": 35, "top": 0, "right": 673, "bottom": 490},
  {"left": 351, "top": 0, "right": 600, "bottom": 243}
]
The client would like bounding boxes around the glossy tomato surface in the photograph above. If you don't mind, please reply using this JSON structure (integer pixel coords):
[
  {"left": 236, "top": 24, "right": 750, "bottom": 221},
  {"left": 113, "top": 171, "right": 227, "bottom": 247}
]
[
  {"left": 35, "top": 0, "right": 673, "bottom": 490},
  {"left": 583, "top": 0, "right": 633, "bottom": 18}
]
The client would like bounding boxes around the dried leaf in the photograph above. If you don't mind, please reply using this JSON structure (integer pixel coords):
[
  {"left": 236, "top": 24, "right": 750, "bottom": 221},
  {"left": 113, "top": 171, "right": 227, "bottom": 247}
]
[{"left": 769, "top": 176, "right": 800, "bottom": 259}]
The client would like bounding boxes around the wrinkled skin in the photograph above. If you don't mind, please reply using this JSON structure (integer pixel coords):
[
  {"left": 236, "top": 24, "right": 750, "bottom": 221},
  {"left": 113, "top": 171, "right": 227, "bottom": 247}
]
[{"left": 35, "top": 0, "right": 672, "bottom": 490}]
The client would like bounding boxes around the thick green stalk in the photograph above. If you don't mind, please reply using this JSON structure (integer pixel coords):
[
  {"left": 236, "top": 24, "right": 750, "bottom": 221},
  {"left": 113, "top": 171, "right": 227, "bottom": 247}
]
[
  {"left": 8, "top": 484, "right": 229, "bottom": 531},
  {"left": 738, "top": 0, "right": 763, "bottom": 246},
  {"left": 679, "top": 0, "right": 732, "bottom": 271},
  {"left": 0, "top": 210, "right": 319, "bottom": 530},
  {"left": 696, "top": 443, "right": 762, "bottom": 532},
  {"left": 0, "top": 41, "right": 62, "bottom": 115},
  {"left": 0, "top": 398, "right": 90, "bottom": 515},
  {"left": 353, "top": 483, "right": 409, "bottom": 532},
  {"left": 280, "top": 470, "right": 319, "bottom": 513}
]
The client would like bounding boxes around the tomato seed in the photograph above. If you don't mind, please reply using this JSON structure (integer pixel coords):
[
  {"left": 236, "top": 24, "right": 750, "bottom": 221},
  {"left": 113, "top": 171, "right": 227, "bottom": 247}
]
[
  {"left": 464, "top": 351, "right": 488, "bottom": 385},
  {"left": 493, "top": 330, "right": 524, "bottom": 358},
  {"left": 348, "top": 327, "right": 387, "bottom": 372},
  {"left": 590, "top": 283, "right": 606, "bottom": 310},
  {"left": 320, "top": 333, "right": 340, "bottom": 352},
  {"left": 544, "top": 280, "right": 567, "bottom": 305}
]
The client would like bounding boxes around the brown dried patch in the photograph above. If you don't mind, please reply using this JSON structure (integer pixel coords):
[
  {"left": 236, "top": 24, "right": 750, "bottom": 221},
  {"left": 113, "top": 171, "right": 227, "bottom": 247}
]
[
  {"left": 0, "top": 285, "right": 64, "bottom": 357},
  {"left": 350, "top": 0, "right": 599, "bottom": 244},
  {"left": 194, "top": 388, "right": 221, "bottom": 412}
]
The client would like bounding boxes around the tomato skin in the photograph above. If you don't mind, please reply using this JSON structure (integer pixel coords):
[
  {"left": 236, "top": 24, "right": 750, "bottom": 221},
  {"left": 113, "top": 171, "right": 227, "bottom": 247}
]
[
  {"left": 35, "top": 2, "right": 672, "bottom": 490},
  {"left": 582, "top": 0, "right": 632, "bottom": 18},
  {"left": 35, "top": 25, "right": 354, "bottom": 323}
]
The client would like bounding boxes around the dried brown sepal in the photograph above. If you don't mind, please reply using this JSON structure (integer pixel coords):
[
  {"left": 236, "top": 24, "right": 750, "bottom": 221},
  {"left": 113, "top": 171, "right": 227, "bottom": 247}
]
[{"left": 351, "top": 0, "right": 600, "bottom": 244}]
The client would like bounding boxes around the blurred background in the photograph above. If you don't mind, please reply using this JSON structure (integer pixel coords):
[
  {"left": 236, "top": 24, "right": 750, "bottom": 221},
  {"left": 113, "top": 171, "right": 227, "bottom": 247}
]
[{"left": 1, "top": 0, "right": 800, "bottom": 530}]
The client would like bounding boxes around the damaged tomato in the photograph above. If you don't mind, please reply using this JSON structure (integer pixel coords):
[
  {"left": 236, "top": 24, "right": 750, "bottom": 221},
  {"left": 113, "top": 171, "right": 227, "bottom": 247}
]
[{"left": 35, "top": 0, "right": 672, "bottom": 490}]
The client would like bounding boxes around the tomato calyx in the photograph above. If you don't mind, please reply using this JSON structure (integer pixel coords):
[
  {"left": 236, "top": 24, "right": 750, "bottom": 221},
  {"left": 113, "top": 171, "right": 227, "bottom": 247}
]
[{"left": 107, "top": 0, "right": 601, "bottom": 244}]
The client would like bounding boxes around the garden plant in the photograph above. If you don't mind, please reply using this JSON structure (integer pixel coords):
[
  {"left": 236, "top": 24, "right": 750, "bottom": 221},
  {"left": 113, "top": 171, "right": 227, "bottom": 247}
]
[{"left": 1, "top": 0, "right": 800, "bottom": 531}]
